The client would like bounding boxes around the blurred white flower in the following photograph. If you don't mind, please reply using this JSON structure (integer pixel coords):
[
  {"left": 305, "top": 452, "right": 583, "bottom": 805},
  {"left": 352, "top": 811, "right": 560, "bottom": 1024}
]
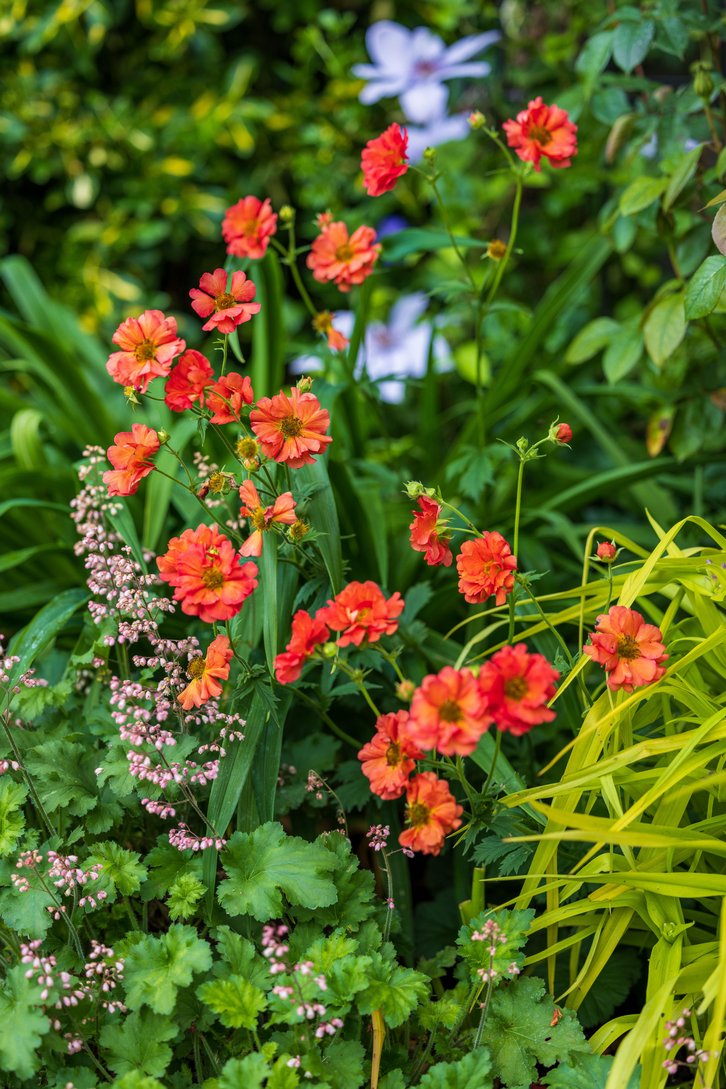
[
  {"left": 352, "top": 21, "right": 499, "bottom": 122},
  {"left": 290, "top": 293, "right": 452, "bottom": 403}
]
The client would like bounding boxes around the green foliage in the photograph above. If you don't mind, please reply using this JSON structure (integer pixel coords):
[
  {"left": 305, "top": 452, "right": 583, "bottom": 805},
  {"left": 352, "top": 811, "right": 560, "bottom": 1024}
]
[
  {"left": 123, "top": 925, "right": 212, "bottom": 1014},
  {"left": 0, "top": 778, "right": 26, "bottom": 856},
  {"left": 100, "top": 1011, "right": 177, "bottom": 1078},
  {"left": 418, "top": 1050, "right": 493, "bottom": 1089},
  {"left": 197, "top": 975, "right": 268, "bottom": 1029},
  {"left": 482, "top": 978, "right": 590, "bottom": 1089},
  {"left": 217, "top": 822, "right": 338, "bottom": 920},
  {"left": 0, "top": 965, "right": 50, "bottom": 1080}
]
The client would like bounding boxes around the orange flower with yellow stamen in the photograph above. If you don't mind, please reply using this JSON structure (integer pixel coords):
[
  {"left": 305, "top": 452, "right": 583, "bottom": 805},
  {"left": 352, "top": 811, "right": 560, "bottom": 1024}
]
[{"left": 178, "top": 635, "right": 233, "bottom": 711}]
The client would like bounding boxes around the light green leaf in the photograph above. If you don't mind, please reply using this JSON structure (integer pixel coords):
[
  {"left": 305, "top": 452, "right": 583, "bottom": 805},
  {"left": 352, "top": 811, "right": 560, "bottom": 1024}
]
[
  {"left": 483, "top": 978, "right": 589, "bottom": 1088},
  {"left": 6, "top": 587, "right": 88, "bottom": 690},
  {"left": 167, "top": 873, "right": 206, "bottom": 921},
  {"left": 100, "top": 1011, "right": 177, "bottom": 1078},
  {"left": 418, "top": 1049, "right": 494, "bottom": 1089},
  {"left": 87, "top": 841, "right": 147, "bottom": 899},
  {"left": 612, "top": 18, "right": 654, "bottom": 71},
  {"left": 123, "top": 925, "right": 212, "bottom": 1014},
  {"left": 217, "top": 822, "right": 338, "bottom": 921},
  {"left": 643, "top": 294, "right": 687, "bottom": 367},
  {"left": 197, "top": 975, "right": 268, "bottom": 1029},
  {"left": 619, "top": 176, "right": 666, "bottom": 216},
  {"left": 684, "top": 255, "right": 726, "bottom": 319},
  {"left": 0, "top": 779, "right": 27, "bottom": 856},
  {"left": 356, "top": 953, "right": 429, "bottom": 1027},
  {"left": 602, "top": 322, "right": 643, "bottom": 384},
  {"left": 0, "top": 965, "right": 49, "bottom": 1079},
  {"left": 663, "top": 143, "right": 703, "bottom": 210},
  {"left": 565, "top": 318, "right": 618, "bottom": 365}
]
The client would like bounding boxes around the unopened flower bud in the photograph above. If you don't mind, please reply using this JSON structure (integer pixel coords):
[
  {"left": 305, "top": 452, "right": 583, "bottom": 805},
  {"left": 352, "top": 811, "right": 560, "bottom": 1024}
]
[
  {"left": 403, "top": 480, "right": 433, "bottom": 499},
  {"left": 548, "top": 421, "right": 572, "bottom": 445},
  {"left": 396, "top": 679, "right": 416, "bottom": 702},
  {"left": 596, "top": 540, "right": 617, "bottom": 563},
  {"left": 243, "top": 456, "right": 260, "bottom": 472},
  {"left": 422, "top": 147, "right": 437, "bottom": 164},
  {"left": 157, "top": 429, "right": 170, "bottom": 445},
  {"left": 316, "top": 210, "right": 333, "bottom": 229},
  {"left": 691, "top": 61, "right": 714, "bottom": 100},
  {"left": 279, "top": 204, "right": 295, "bottom": 222},
  {"left": 487, "top": 239, "right": 507, "bottom": 260},
  {"left": 289, "top": 519, "right": 310, "bottom": 542},
  {"left": 516, "top": 437, "right": 530, "bottom": 455},
  {"left": 468, "top": 110, "right": 486, "bottom": 130},
  {"left": 296, "top": 375, "right": 314, "bottom": 393},
  {"left": 197, "top": 483, "right": 210, "bottom": 500},
  {"left": 320, "top": 641, "right": 338, "bottom": 659}
]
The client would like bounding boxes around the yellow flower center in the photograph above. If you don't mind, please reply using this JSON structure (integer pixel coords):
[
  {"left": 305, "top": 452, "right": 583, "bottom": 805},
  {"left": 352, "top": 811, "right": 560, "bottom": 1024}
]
[
  {"left": 616, "top": 634, "right": 641, "bottom": 661},
  {"left": 528, "top": 124, "right": 553, "bottom": 146},
  {"left": 504, "top": 676, "right": 528, "bottom": 700},
  {"left": 236, "top": 437, "right": 259, "bottom": 459},
  {"left": 407, "top": 802, "right": 431, "bottom": 827},
  {"left": 187, "top": 657, "right": 206, "bottom": 679},
  {"left": 202, "top": 567, "right": 225, "bottom": 590},
  {"left": 335, "top": 243, "right": 354, "bottom": 261},
  {"left": 438, "top": 699, "right": 461, "bottom": 723},
  {"left": 133, "top": 339, "right": 156, "bottom": 362},
  {"left": 385, "top": 742, "right": 401, "bottom": 767},
  {"left": 280, "top": 414, "right": 304, "bottom": 438},
  {"left": 208, "top": 471, "right": 228, "bottom": 494},
  {"left": 250, "top": 507, "right": 267, "bottom": 531},
  {"left": 215, "top": 292, "right": 236, "bottom": 311}
]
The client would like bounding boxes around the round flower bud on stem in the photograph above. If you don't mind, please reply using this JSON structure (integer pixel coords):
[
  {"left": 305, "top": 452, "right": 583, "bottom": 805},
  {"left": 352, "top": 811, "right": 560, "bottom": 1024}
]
[
  {"left": 596, "top": 540, "right": 617, "bottom": 563},
  {"left": 468, "top": 110, "right": 486, "bottom": 130}
]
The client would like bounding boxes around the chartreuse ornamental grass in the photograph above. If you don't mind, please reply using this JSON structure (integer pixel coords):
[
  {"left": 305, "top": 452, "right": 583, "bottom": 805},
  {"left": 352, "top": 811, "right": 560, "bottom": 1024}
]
[{"left": 1, "top": 5, "right": 726, "bottom": 1088}]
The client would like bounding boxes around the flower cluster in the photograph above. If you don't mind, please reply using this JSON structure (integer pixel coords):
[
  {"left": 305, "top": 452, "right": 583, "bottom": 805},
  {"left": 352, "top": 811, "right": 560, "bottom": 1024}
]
[
  {"left": 274, "top": 581, "right": 404, "bottom": 684},
  {"left": 661, "top": 1009, "right": 713, "bottom": 1077},
  {"left": 262, "top": 923, "right": 344, "bottom": 1041}
]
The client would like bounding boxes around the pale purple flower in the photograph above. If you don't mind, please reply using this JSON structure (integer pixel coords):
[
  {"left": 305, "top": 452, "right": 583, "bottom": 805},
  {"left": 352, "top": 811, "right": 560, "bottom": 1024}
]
[
  {"left": 352, "top": 21, "right": 499, "bottom": 123},
  {"left": 290, "top": 293, "right": 452, "bottom": 403}
]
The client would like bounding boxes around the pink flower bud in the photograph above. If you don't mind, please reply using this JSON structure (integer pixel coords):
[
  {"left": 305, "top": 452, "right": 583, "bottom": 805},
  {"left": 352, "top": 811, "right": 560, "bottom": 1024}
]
[{"left": 596, "top": 540, "right": 617, "bottom": 563}]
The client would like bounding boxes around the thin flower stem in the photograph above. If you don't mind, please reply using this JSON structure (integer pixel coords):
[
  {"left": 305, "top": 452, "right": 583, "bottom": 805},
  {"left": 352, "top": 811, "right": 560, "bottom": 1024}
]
[
  {"left": 283, "top": 221, "right": 318, "bottom": 317},
  {"left": 376, "top": 645, "right": 406, "bottom": 684},
  {"left": 220, "top": 334, "right": 229, "bottom": 377},
  {"left": 518, "top": 580, "right": 574, "bottom": 669},
  {"left": 508, "top": 457, "right": 527, "bottom": 643},
  {"left": 440, "top": 498, "right": 480, "bottom": 534},
  {"left": 380, "top": 847, "right": 395, "bottom": 943},
  {"left": 293, "top": 687, "right": 360, "bottom": 749},
  {"left": 473, "top": 974, "right": 495, "bottom": 1048},
  {"left": 1, "top": 712, "right": 55, "bottom": 839},
  {"left": 428, "top": 176, "right": 478, "bottom": 292}
]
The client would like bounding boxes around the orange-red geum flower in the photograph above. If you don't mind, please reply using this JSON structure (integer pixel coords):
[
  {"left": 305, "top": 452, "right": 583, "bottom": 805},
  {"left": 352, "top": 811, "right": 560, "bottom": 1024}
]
[
  {"left": 358, "top": 710, "right": 423, "bottom": 800},
  {"left": 206, "top": 372, "right": 254, "bottom": 425},
  {"left": 503, "top": 96, "right": 578, "bottom": 172},
  {"left": 409, "top": 495, "right": 453, "bottom": 567},
  {"left": 477, "top": 644, "right": 559, "bottom": 736},
  {"left": 583, "top": 605, "right": 668, "bottom": 692},
  {"left": 239, "top": 479, "right": 296, "bottom": 557},
  {"left": 362, "top": 123, "right": 409, "bottom": 197},
  {"left": 274, "top": 609, "right": 330, "bottom": 685},
  {"left": 317, "top": 580, "right": 404, "bottom": 647},
  {"left": 456, "top": 531, "right": 517, "bottom": 606},
  {"left": 178, "top": 635, "right": 233, "bottom": 711},
  {"left": 306, "top": 220, "right": 381, "bottom": 293},
  {"left": 399, "top": 772, "right": 463, "bottom": 856},
  {"left": 157, "top": 524, "right": 258, "bottom": 624},
  {"left": 249, "top": 387, "right": 332, "bottom": 468},
  {"left": 313, "top": 310, "right": 349, "bottom": 352},
  {"left": 164, "top": 350, "right": 214, "bottom": 412},
  {"left": 106, "top": 309, "right": 185, "bottom": 393},
  {"left": 103, "top": 423, "right": 160, "bottom": 497},
  {"left": 189, "top": 268, "right": 261, "bottom": 334},
  {"left": 222, "top": 196, "right": 278, "bottom": 260},
  {"left": 408, "top": 665, "right": 492, "bottom": 755}
]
